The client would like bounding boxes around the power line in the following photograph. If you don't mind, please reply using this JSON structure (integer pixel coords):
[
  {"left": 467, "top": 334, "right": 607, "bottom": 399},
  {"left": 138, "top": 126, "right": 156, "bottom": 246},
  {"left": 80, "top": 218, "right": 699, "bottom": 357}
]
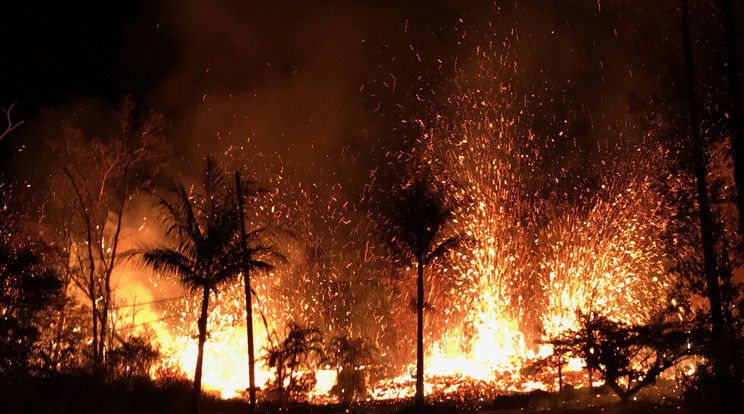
[
  {"left": 110, "top": 295, "right": 187, "bottom": 310},
  {"left": 126, "top": 314, "right": 182, "bottom": 329}
]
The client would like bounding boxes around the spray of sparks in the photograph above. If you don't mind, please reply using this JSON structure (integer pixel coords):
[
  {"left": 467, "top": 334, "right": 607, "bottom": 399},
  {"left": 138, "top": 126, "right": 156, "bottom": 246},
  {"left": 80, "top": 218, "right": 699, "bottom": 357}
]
[{"left": 109, "top": 22, "right": 693, "bottom": 402}]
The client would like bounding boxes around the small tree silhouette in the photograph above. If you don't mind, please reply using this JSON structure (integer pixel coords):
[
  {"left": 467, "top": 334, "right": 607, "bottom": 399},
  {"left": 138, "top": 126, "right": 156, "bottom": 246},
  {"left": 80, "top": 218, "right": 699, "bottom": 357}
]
[
  {"left": 326, "top": 335, "right": 375, "bottom": 403},
  {"left": 263, "top": 322, "right": 323, "bottom": 403},
  {"left": 548, "top": 310, "right": 696, "bottom": 403},
  {"left": 0, "top": 220, "right": 62, "bottom": 380},
  {"left": 107, "top": 335, "right": 160, "bottom": 384}
]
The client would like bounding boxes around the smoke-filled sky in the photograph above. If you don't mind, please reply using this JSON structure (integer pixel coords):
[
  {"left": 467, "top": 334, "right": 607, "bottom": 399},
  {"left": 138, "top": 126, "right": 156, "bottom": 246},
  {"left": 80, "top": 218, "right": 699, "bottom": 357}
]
[
  {"left": 2, "top": 1, "right": 736, "bottom": 389},
  {"left": 1, "top": 0, "right": 692, "bottom": 190}
]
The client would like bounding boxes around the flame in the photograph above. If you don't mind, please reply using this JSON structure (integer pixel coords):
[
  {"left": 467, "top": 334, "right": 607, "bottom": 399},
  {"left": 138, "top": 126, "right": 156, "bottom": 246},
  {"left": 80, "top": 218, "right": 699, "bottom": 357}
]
[
  {"left": 157, "top": 326, "right": 273, "bottom": 398},
  {"left": 356, "top": 33, "right": 683, "bottom": 399},
  {"left": 122, "top": 25, "right": 689, "bottom": 404}
]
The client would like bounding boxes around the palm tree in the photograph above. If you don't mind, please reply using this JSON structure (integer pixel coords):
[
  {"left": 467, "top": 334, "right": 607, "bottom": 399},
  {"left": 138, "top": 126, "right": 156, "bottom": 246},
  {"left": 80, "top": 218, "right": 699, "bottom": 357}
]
[
  {"left": 135, "top": 157, "right": 242, "bottom": 414},
  {"left": 384, "top": 171, "right": 461, "bottom": 408}
]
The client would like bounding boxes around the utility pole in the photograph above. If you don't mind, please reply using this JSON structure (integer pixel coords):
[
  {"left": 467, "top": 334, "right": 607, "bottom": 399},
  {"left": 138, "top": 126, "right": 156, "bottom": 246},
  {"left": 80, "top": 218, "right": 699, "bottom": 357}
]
[{"left": 236, "top": 170, "right": 257, "bottom": 413}]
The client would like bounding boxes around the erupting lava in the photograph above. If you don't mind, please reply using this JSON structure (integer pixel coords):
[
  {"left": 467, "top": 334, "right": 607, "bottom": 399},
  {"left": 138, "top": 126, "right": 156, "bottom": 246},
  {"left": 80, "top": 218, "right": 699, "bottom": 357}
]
[{"left": 125, "top": 28, "right": 684, "bottom": 402}]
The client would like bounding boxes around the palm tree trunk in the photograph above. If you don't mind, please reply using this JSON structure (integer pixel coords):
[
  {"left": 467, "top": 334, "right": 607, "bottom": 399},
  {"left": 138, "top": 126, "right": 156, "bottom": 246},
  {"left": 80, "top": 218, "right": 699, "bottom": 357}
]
[
  {"left": 235, "top": 171, "right": 257, "bottom": 412},
  {"left": 415, "top": 254, "right": 425, "bottom": 407},
  {"left": 191, "top": 286, "right": 211, "bottom": 414},
  {"left": 244, "top": 279, "right": 257, "bottom": 410}
]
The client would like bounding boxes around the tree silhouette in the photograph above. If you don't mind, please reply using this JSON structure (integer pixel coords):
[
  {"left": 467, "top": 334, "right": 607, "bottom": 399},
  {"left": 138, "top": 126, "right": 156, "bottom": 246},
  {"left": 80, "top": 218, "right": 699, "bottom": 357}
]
[
  {"left": 679, "top": 0, "right": 729, "bottom": 390},
  {"left": 548, "top": 311, "right": 697, "bottom": 404},
  {"left": 383, "top": 170, "right": 461, "bottom": 408},
  {"left": 0, "top": 203, "right": 62, "bottom": 380},
  {"left": 264, "top": 322, "right": 323, "bottom": 403},
  {"left": 133, "top": 157, "right": 242, "bottom": 414},
  {"left": 51, "top": 97, "right": 169, "bottom": 371},
  {"left": 327, "top": 335, "right": 375, "bottom": 403},
  {"left": 717, "top": 0, "right": 744, "bottom": 239}
]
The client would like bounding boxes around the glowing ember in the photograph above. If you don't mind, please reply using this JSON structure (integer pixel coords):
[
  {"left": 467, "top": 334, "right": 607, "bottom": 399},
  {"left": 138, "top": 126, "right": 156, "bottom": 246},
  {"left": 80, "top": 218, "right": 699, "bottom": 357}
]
[{"left": 122, "top": 20, "right": 688, "bottom": 403}]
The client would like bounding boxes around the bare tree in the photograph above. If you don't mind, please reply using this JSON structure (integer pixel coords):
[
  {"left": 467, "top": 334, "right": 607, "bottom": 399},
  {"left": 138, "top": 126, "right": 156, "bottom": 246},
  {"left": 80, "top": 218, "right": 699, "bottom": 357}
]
[
  {"left": 0, "top": 101, "right": 24, "bottom": 141},
  {"left": 49, "top": 97, "right": 169, "bottom": 370}
]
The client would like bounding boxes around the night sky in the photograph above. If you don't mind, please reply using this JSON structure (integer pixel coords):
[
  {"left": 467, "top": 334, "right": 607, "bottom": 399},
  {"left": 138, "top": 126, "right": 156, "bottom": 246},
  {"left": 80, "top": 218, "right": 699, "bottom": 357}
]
[
  {"left": 0, "top": 0, "right": 693, "bottom": 189},
  {"left": 1, "top": 1, "right": 173, "bottom": 113},
  {"left": 1, "top": 1, "right": 459, "bottom": 180}
]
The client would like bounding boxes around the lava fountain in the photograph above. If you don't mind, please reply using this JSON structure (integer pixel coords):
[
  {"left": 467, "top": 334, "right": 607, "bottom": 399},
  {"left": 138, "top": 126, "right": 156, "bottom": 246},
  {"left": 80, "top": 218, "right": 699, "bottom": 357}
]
[
  {"left": 373, "top": 35, "right": 685, "bottom": 397},
  {"left": 137, "top": 28, "right": 687, "bottom": 402}
]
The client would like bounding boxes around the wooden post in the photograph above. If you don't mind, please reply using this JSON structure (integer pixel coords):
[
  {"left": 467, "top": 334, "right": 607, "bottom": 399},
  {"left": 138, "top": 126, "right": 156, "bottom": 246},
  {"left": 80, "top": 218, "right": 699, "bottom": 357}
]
[{"left": 236, "top": 170, "right": 257, "bottom": 412}]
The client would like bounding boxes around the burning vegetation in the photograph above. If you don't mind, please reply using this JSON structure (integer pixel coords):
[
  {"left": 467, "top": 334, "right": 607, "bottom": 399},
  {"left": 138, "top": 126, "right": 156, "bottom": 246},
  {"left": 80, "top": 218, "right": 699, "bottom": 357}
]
[{"left": 1, "top": 1, "right": 744, "bottom": 413}]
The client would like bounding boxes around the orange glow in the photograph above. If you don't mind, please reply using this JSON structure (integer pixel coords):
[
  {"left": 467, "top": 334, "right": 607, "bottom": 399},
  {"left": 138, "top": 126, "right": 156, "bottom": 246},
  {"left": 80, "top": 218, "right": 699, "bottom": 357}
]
[{"left": 114, "top": 36, "right": 688, "bottom": 404}]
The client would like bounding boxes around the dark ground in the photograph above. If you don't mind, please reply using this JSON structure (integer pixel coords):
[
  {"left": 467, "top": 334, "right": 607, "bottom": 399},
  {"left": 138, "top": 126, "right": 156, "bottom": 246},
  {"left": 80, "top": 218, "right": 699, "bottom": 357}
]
[{"left": 0, "top": 374, "right": 707, "bottom": 414}]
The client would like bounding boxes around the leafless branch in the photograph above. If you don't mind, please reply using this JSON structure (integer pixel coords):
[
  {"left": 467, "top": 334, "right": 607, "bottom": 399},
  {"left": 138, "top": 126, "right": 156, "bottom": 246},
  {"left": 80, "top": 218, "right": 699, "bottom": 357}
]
[{"left": 0, "top": 101, "right": 25, "bottom": 141}]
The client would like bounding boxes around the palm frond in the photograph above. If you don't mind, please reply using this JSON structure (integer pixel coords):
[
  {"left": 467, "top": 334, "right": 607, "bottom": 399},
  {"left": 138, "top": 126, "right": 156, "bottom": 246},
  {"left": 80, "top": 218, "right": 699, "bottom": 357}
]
[
  {"left": 131, "top": 246, "right": 201, "bottom": 289},
  {"left": 201, "top": 156, "right": 227, "bottom": 211},
  {"left": 387, "top": 174, "right": 456, "bottom": 259},
  {"left": 424, "top": 235, "right": 463, "bottom": 266},
  {"left": 138, "top": 157, "right": 281, "bottom": 296}
]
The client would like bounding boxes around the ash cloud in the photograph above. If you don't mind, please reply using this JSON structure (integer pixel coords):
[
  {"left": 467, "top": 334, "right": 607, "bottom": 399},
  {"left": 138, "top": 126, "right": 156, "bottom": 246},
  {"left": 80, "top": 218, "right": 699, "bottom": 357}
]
[
  {"left": 147, "top": 0, "right": 673, "bottom": 184},
  {"left": 2, "top": 0, "right": 683, "bottom": 194},
  {"left": 147, "top": 0, "right": 423, "bottom": 184}
]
